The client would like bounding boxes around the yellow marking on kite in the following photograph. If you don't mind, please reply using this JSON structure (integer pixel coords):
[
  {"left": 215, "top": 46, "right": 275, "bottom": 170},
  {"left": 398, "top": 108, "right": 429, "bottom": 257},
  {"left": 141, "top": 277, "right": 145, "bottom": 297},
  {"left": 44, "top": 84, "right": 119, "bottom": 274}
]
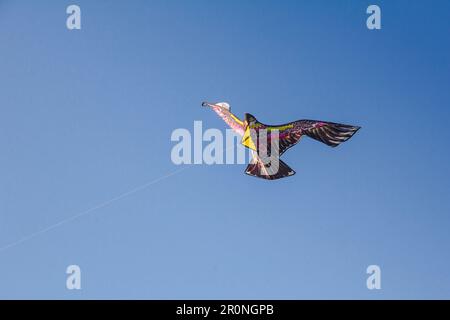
[
  {"left": 241, "top": 126, "right": 257, "bottom": 151},
  {"left": 248, "top": 124, "right": 293, "bottom": 131},
  {"left": 268, "top": 124, "right": 293, "bottom": 131},
  {"left": 230, "top": 113, "right": 244, "bottom": 126}
]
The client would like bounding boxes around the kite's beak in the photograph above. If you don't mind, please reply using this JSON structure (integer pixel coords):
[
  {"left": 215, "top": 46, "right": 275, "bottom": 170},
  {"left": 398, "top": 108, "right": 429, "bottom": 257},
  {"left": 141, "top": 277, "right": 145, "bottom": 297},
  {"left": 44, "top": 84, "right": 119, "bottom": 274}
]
[
  {"left": 202, "top": 101, "right": 215, "bottom": 108},
  {"left": 202, "top": 101, "right": 231, "bottom": 111}
]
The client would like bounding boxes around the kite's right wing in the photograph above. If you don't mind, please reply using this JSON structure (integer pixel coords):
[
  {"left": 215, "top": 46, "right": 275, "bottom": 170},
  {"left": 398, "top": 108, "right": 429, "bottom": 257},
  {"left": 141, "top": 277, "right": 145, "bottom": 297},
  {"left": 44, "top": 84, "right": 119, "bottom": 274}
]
[{"left": 301, "top": 120, "right": 360, "bottom": 147}]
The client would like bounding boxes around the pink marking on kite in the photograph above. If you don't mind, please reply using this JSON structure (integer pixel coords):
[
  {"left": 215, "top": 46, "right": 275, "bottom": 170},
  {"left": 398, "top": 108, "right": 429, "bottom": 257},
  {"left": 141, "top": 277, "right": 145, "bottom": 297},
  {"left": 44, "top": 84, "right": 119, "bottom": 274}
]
[
  {"left": 315, "top": 122, "right": 327, "bottom": 128},
  {"left": 212, "top": 106, "right": 244, "bottom": 136}
]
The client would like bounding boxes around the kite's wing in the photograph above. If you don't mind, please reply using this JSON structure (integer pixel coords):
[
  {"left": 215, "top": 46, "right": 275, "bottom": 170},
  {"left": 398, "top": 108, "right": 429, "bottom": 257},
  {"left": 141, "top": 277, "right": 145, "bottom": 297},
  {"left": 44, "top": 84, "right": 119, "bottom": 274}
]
[
  {"left": 251, "top": 126, "right": 303, "bottom": 156},
  {"left": 272, "top": 127, "right": 304, "bottom": 156},
  {"left": 300, "top": 120, "right": 360, "bottom": 147}
]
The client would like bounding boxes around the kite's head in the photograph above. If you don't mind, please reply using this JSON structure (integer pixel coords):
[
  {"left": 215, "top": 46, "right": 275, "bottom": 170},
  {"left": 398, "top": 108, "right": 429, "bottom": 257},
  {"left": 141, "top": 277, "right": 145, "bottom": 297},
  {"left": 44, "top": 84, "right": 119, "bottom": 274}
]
[
  {"left": 202, "top": 101, "right": 231, "bottom": 111},
  {"left": 244, "top": 113, "right": 257, "bottom": 127}
]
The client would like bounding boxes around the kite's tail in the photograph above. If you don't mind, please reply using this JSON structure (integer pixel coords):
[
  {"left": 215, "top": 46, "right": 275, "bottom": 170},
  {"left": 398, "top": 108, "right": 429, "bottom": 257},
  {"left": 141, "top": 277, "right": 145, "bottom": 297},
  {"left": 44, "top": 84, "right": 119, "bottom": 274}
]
[{"left": 245, "top": 156, "right": 295, "bottom": 180}]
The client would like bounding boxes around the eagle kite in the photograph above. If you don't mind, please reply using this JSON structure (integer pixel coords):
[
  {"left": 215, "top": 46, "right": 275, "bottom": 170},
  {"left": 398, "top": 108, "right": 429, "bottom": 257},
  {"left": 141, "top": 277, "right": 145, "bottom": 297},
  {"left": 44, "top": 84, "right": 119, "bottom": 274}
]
[{"left": 202, "top": 101, "right": 360, "bottom": 180}]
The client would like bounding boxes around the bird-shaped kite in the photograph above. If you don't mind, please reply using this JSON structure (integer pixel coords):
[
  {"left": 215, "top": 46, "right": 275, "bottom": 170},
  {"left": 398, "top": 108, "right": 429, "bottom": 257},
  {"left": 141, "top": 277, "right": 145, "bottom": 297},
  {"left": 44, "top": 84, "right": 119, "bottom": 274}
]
[{"left": 202, "top": 101, "right": 360, "bottom": 180}]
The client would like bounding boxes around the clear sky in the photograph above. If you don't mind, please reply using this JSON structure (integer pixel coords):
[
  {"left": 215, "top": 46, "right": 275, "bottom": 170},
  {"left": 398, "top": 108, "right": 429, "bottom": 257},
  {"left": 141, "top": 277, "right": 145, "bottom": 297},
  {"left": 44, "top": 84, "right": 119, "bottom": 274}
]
[{"left": 1, "top": 0, "right": 449, "bottom": 299}]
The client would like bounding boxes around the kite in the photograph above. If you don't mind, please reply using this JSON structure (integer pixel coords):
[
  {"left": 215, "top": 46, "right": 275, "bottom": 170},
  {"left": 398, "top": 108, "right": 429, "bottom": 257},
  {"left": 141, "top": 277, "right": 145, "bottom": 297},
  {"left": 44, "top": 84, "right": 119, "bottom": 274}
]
[{"left": 202, "top": 101, "right": 361, "bottom": 180}]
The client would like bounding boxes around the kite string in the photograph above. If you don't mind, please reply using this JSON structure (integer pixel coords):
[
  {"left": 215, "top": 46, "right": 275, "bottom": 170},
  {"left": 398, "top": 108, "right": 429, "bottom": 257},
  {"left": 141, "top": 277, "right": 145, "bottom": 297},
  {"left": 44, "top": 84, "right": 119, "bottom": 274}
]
[
  {"left": 0, "top": 167, "right": 187, "bottom": 253},
  {"left": 0, "top": 142, "right": 244, "bottom": 253}
]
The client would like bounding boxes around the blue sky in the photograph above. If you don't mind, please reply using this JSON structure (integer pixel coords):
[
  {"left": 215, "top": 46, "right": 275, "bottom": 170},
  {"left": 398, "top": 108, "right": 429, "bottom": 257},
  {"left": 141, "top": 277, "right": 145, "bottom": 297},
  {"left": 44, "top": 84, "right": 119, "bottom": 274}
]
[{"left": 0, "top": 0, "right": 449, "bottom": 299}]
